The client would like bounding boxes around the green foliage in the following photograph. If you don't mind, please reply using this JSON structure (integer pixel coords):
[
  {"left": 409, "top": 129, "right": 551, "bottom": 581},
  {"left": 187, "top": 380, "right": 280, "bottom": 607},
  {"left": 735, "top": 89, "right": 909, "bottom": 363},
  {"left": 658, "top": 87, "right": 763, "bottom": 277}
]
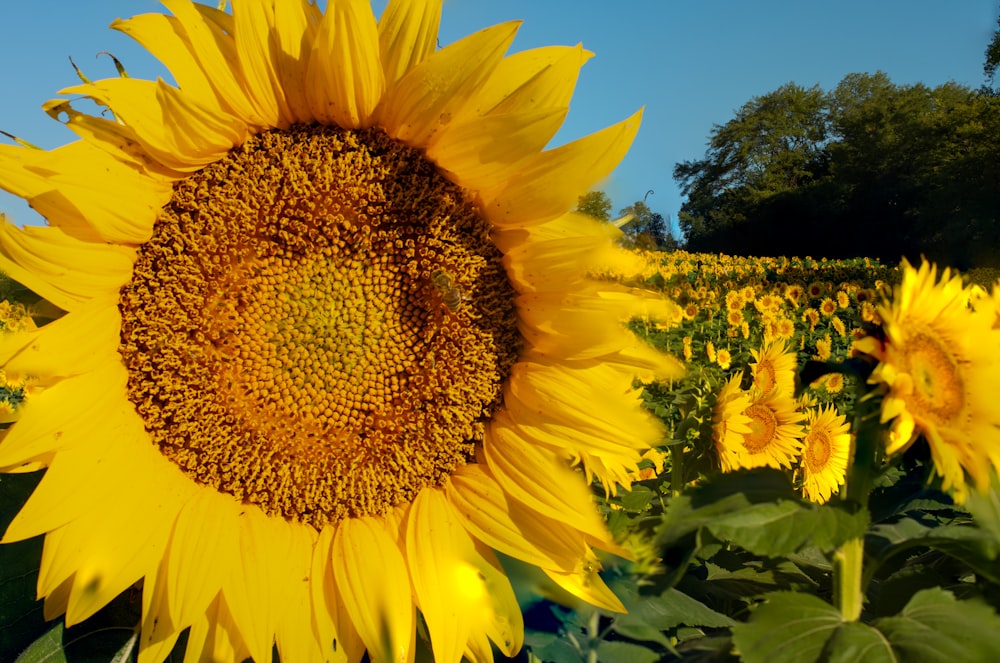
[
  {"left": 675, "top": 72, "right": 1000, "bottom": 268},
  {"left": 575, "top": 190, "right": 613, "bottom": 222}
]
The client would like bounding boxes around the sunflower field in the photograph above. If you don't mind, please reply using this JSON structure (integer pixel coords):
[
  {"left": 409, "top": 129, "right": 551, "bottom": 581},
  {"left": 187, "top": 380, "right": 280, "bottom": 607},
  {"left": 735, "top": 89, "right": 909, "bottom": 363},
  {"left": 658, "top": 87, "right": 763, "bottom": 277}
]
[{"left": 2, "top": 1, "right": 1000, "bottom": 662}]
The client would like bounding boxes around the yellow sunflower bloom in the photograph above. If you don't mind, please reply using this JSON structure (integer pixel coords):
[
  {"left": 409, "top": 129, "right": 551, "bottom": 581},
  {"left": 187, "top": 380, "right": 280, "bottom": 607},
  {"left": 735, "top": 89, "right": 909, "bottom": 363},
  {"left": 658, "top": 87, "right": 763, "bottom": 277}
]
[
  {"left": 749, "top": 338, "right": 797, "bottom": 396},
  {"left": 798, "top": 405, "right": 851, "bottom": 504},
  {"left": 865, "top": 260, "right": 1000, "bottom": 501},
  {"left": 0, "top": 3, "right": 683, "bottom": 662},
  {"left": 736, "top": 389, "right": 806, "bottom": 470},
  {"left": 712, "top": 371, "right": 752, "bottom": 473}
]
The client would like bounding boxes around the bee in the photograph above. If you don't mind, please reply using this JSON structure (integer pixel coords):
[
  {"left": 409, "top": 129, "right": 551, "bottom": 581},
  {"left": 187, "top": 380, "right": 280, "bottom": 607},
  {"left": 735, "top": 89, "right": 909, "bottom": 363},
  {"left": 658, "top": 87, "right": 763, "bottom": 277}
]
[{"left": 431, "top": 269, "right": 468, "bottom": 312}]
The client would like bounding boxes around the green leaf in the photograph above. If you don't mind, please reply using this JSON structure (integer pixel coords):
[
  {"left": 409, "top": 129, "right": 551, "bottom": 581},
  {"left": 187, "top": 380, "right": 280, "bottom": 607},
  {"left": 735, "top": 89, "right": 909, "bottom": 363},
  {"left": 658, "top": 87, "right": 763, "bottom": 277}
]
[
  {"left": 867, "top": 517, "right": 1000, "bottom": 583},
  {"left": 618, "top": 485, "right": 654, "bottom": 513},
  {"left": 731, "top": 592, "right": 841, "bottom": 663},
  {"left": 656, "top": 469, "right": 867, "bottom": 557},
  {"left": 595, "top": 640, "right": 661, "bottom": 663},
  {"left": 13, "top": 624, "right": 67, "bottom": 663},
  {"left": 873, "top": 587, "right": 1000, "bottom": 663},
  {"left": 708, "top": 501, "right": 868, "bottom": 556},
  {"left": 964, "top": 480, "right": 1000, "bottom": 545},
  {"left": 822, "top": 622, "right": 896, "bottom": 663}
]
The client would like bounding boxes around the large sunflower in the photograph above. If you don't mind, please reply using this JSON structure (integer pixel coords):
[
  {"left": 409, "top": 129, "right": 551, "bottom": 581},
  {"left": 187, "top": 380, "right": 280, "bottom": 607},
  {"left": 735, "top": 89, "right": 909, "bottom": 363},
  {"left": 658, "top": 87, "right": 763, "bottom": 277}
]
[
  {"left": 863, "top": 260, "right": 1000, "bottom": 501},
  {"left": 0, "top": 2, "right": 682, "bottom": 662}
]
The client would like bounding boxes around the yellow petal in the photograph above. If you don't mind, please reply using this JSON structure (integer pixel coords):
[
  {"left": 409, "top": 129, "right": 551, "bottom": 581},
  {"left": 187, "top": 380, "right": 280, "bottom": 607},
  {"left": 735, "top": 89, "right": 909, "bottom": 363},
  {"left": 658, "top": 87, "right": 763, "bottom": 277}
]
[
  {"left": 275, "top": 522, "right": 326, "bottom": 663},
  {"left": 233, "top": 0, "right": 285, "bottom": 127},
  {"left": 471, "top": 44, "right": 592, "bottom": 118},
  {"left": 0, "top": 141, "right": 169, "bottom": 243},
  {"left": 332, "top": 516, "right": 415, "bottom": 663},
  {"left": 164, "top": 488, "right": 241, "bottom": 634},
  {"left": 222, "top": 507, "right": 285, "bottom": 663},
  {"left": 183, "top": 595, "right": 251, "bottom": 663},
  {"left": 543, "top": 563, "right": 626, "bottom": 614},
  {"left": 311, "top": 524, "right": 365, "bottom": 663},
  {"left": 378, "top": 0, "right": 442, "bottom": 88},
  {"left": 61, "top": 454, "right": 187, "bottom": 625},
  {"left": 376, "top": 22, "right": 519, "bottom": 146},
  {"left": 272, "top": 0, "right": 322, "bottom": 124},
  {"left": 426, "top": 108, "right": 567, "bottom": 192},
  {"left": 481, "top": 109, "right": 642, "bottom": 227},
  {"left": 406, "top": 488, "right": 521, "bottom": 663},
  {"left": 0, "top": 223, "right": 135, "bottom": 311},
  {"left": 159, "top": 0, "right": 267, "bottom": 126},
  {"left": 484, "top": 411, "right": 615, "bottom": 544},
  {"left": 0, "top": 363, "right": 127, "bottom": 472},
  {"left": 111, "top": 12, "right": 226, "bottom": 117},
  {"left": 59, "top": 78, "right": 245, "bottom": 171},
  {"left": 306, "top": 0, "right": 386, "bottom": 128},
  {"left": 0, "top": 294, "right": 122, "bottom": 384},
  {"left": 445, "top": 464, "right": 588, "bottom": 572}
]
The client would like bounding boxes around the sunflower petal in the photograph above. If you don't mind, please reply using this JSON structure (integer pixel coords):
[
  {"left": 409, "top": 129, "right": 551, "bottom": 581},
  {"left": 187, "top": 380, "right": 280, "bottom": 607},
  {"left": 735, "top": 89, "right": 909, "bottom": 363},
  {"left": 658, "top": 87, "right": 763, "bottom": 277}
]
[
  {"left": 0, "top": 294, "right": 121, "bottom": 384},
  {"left": 376, "top": 22, "right": 520, "bottom": 146},
  {"left": 543, "top": 564, "right": 626, "bottom": 614},
  {"left": 306, "top": 0, "right": 385, "bottom": 128},
  {"left": 272, "top": 0, "right": 322, "bottom": 124},
  {"left": 378, "top": 0, "right": 441, "bottom": 88},
  {"left": 159, "top": 0, "right": 266, "bottom": 126},
  {"left": 111, "top": 12, "right": 225, "bottom": 116},
  {"left": 59, "top": 79, "right": 245, "bottom": 171},
  {"left": 222, "top": 507, "right": 285, "bottom": 663},
  {"left": 482, "top": 109, "right": 642, "bottom": 227},
  {"left": 0, "top": 363, "right": 126, "bottom": 472},
  {"left": 458, "top": 44, "right": 591, "bottom": 122},
  {"left": 164, "top": 488, "right": 241, "bottom": 634},
  {"left": 426, "top": 108, "right": 567, "bottom": 192},
  {"left": 311, "top": 524, "right": 365, "bottom": 663},
  {"left": 485, "top": 411, "right": 615, "bottom": 544},
  {"left": 274, "top": 522, "right": 326, "bottom": 663},
  {"left": 332, "top": 517, "right": 415, "bottom": 663},
  {"left": 446, "top": 464, "right": 590, "bottom": 572},
  {"left": 233, "top": 0, "right": 284, "bottom": 127},
  {"left": 0, "top": 223, "right": 135, "bottom": 311},
  {"left": 0, "top": 141, "right": 169, "bottom": 244}
]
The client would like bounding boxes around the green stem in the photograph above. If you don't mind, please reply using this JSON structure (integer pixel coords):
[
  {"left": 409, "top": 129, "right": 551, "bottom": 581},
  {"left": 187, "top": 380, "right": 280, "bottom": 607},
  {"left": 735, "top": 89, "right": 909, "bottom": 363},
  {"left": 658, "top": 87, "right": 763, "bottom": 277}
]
[
  {"left": 586, "top": 610, "right": 600, "bottom": 663},
  {"left": 834, "top": 536, "right": 864, "bottom": 621},
  {"left": 833, "top": 381, "right": 884, "bottom": 621},
  {"left": 670, "top": 443, "right": 684, "bottom": 497}
]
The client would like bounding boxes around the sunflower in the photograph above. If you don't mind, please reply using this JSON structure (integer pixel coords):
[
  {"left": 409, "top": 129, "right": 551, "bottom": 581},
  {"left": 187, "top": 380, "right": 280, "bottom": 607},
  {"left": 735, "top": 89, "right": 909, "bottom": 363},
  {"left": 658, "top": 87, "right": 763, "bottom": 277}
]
[
  {"left": 716, "top": 348, "right": 732, "bottom": 371},
  {"left": 798, "top": 405, "right": 851, "bottom": 504},
  {"left": 727, "top": 309, "right": 744, "bottom": 327},
  {"left": 863, "top": 260, "right": 1000, "bottom": 501},
  {"left": 749, "top": 338, "right": 797, "bottom": 396},
  {"left": 712, "top": 371, "right": 752, "bottom": 473},
  {"left": 0, "top": 2, "right": 683, "bottom": 662},
  {"left": 736, "top": 389, "right": 806, "bottom": 470},
  {"left": 820, "top": 297, "right": 838, "bottom": 317}
]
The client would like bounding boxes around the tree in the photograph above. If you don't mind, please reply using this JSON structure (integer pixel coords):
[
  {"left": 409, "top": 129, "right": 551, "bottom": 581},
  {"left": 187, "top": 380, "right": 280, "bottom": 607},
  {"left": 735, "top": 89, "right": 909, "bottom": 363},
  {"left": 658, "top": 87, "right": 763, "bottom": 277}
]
[
  {"left": 575, "top": 190, "right": 612, "bottom": 221},
  {"left": 673, "top": 82, "right": 828, "bottom": 251},
  {"left": 672, "top": 72, "right": 1000, "bottom": 266},
  {"left": 985, "top": 9, "right": 1000, "bottom": 88},
  {"left": 617, "top": 200, "right": 677, "bottom": 250}
]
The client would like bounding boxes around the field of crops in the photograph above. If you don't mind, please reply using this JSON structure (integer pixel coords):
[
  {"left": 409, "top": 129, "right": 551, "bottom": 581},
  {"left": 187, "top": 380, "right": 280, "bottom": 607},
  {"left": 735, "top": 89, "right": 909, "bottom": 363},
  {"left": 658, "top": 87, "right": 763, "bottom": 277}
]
[{"left": 517, "top": 249, "right": 1000, "bottom": 663}]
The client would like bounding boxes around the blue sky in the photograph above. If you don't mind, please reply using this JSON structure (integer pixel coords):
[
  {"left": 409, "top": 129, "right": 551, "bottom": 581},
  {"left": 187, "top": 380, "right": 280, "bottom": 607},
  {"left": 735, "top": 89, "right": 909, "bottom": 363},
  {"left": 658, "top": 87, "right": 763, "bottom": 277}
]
[{"left": 0, "top": 1, "right": 995, "bottom": 232}]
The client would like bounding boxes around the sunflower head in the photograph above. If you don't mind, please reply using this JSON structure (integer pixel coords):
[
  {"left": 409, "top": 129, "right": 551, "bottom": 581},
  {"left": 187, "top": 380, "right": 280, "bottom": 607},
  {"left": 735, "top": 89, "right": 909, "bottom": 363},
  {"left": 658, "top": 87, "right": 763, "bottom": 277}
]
[
  {"left": 0, "top": 2, "right": 680, "bottom": 661},
  {"left": 749, "top": 338, "right": 797, "bottom": 397},
  {"left": 869, "top": 259, "right": 1000, "bottom": 500},
  {"left": 712, "top": 371, "right": 752, "bottom": 473},
  {"left": 735, "top": 389, "right": 805, "bottom": 471},
  {"left": 798, "top": 405, "right": 851, "bottom": 504}
]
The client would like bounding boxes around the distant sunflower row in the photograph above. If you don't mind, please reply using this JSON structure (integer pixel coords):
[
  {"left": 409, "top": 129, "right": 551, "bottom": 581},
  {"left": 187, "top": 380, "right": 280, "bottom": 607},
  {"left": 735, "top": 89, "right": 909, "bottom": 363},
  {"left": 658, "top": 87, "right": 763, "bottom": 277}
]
[{"left": 623, "top": 251, "right": 1000, "bottom": 506}]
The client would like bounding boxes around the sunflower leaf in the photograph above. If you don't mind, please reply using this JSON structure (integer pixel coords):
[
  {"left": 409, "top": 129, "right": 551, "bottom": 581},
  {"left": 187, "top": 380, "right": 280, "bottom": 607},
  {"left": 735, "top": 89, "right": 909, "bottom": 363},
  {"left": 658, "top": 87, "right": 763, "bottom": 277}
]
[
  {"left": 13, "top": 624, "right": 67, "bottom": 663},
  {"left": 820, "top": 621, "right": 895, "bottom": 663},
  {"left": 871, "top": 587, "right": 1000, "bottom": 662},
  {"left": 707, "top": 500, "right": 869, "bottom": 556},
  {"left": 731, "top": 592, "right": 841, "bottom": 663}
]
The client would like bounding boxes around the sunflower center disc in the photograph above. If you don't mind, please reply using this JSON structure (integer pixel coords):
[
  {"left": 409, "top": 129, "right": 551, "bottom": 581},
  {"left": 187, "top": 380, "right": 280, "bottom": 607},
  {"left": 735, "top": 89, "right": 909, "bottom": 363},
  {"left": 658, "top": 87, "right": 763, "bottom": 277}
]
[
  {"left": 804, "top": 429, "right": 832, "bottom": 471},
  {"left": 742, "top": 403, "right": 777, "bottom": 452},
  {"left": 118, "top": 126, "right": 520, "bottom": 528},
  {"left": 905, "top": 331, "right": 964, "bottom": 426}
]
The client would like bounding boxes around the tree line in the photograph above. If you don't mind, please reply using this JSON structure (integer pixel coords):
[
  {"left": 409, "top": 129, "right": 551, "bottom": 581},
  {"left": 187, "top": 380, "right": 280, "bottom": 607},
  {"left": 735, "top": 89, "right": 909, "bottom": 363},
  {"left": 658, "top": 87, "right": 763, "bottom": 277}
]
[
  {"left": 673, "top": 71, "right": 1000, "bottom": 268},
  {"left": 580, "top": 17, "right": 1000, "bottom": 267}
]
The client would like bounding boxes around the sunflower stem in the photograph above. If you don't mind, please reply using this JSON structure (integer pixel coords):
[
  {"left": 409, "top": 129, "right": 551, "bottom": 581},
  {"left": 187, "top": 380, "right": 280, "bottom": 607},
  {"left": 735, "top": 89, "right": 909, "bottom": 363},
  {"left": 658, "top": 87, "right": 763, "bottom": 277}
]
[
  {"left": 833, "top": 381, "right": 883, "bottom": 621},
  {"left": 586, "top": 609, "right": 600, "bottom": 663},
  {"left": 670, "top": 443, "right": 684, "bottom": 497}
]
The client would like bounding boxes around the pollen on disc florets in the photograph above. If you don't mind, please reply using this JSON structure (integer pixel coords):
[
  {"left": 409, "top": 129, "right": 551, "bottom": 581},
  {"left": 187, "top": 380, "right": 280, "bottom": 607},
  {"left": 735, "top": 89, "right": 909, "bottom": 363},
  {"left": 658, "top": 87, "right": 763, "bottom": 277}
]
[{"left": 118, "top": 126, "right": 521, "bottom": 529}]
